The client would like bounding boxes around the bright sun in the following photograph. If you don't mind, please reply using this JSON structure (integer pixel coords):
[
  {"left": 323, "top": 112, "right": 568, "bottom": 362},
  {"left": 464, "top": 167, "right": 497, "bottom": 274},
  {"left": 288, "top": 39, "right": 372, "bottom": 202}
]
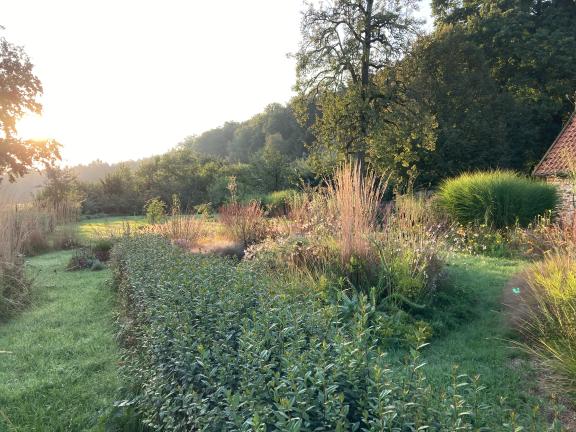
[{"left": 16, "top": 113, "right": 55, "bottom": 141}]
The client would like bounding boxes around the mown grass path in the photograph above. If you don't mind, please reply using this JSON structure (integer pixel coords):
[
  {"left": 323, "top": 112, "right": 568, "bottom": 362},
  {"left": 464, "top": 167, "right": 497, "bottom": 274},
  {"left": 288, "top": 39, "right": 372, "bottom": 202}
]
[
  {"left": 0, "top": 251, "right": 120, "bottom": 432},
  {"left": 423, "top": 254, "right": 546, "bottom": 416}
]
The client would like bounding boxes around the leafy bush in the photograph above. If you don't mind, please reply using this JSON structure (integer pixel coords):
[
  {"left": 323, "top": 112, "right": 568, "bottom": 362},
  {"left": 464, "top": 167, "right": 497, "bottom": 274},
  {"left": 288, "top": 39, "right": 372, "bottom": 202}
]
[
  {"left": 111, "top": 236, "right": 546, "bottom": 431},
  {"left": 66, "top": 248, "right": 101, "bottom": 271},
  {"left": 144, "top": 198, "right": 166, "bottom": 224},
  {"left": 92, "top": 239, "right": 114, "bottom": 262},
  {"left": 372, "top": 196, "right": 445, "bottom": 303},
  {"left": 261, "top": 189, "right": 296, "bottom": 215},
  {"left": 193, "top": 202, "right": 213, "bottom": 216},
  {"left": 90, "top": 259, "right": 105, "bottom": 271},
  {"left": 437, "top": 170, "right": 558, "bottom": 229},
  {"left": 219, "top": 201, "right": 267, "bottom": 247}
]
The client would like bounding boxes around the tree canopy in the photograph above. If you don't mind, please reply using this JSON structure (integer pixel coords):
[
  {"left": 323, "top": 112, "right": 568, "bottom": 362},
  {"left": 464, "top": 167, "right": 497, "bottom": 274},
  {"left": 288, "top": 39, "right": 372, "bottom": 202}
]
[
  {"left": 0, "top": 32, "right": 60, "bottom": 182},
  {"left": 294, "top": 0, "right": 423, "bottom": 162}
]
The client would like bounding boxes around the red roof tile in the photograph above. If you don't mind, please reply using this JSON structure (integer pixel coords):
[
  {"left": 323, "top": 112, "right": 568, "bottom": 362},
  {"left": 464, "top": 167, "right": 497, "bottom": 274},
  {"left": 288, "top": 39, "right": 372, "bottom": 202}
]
[{"left": 534, "top": 112, "right": 576, "bottom": 176}]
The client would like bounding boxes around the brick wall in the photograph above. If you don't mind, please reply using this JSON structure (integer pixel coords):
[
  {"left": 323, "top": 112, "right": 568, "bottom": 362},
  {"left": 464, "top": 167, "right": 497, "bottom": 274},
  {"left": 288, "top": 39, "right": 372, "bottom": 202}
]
[{"left": 546, "top": 176, "right": 576, "bottom": 220}]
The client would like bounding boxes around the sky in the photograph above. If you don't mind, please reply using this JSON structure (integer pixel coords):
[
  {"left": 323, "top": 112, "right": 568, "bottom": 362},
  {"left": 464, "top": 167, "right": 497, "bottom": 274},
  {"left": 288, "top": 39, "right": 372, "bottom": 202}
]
[{"left": 3, "top": 1, "right": 432, "bottom": 166}]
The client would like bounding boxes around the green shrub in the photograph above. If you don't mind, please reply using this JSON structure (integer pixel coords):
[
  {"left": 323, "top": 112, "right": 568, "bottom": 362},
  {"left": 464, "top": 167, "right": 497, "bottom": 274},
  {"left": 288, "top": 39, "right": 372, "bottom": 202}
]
[
  {"left": 261, "top": 189, "right": 297, "bottom": 215},
  {"left": 437, "top": 170, "right": 559, "bottom": 229},
  {"left": 92, "top": 239, "right": 114, "bottom": 262},
  {"left": 66, "top": 248, "right": 99, "bottom": 271},
  {"left": 111, "top": 236, "right": 545, "bottom": 430},
  {"left": 193, "top": 202, "right": 213, "bottom": 216},
  {"left": 144, "top": 198, "right": 166, "bottom": 224}
]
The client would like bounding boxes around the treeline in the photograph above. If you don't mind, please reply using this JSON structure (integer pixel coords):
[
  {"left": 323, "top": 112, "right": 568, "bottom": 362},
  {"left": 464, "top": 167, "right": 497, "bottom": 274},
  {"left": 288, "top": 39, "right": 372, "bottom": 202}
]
[
  {"left": 37, "top": 104, "right": 313, "bottom": 214},
  {"left": 0, "top": 159, "right": 141, "bottom": 202},
  {"left": 38, "top": 0, "right": 576, "bottom": 215}
]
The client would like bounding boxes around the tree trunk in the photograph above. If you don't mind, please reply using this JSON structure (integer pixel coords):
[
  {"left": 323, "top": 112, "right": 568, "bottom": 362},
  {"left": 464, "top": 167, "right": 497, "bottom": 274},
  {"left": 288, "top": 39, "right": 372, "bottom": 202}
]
[{"left": 357, "top": 0, "right": 373, "bottom": 166}]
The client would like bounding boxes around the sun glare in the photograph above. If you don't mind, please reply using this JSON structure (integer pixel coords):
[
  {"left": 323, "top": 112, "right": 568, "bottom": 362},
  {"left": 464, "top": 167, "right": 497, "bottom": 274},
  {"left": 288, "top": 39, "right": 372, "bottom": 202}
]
[{"left": 17, "top": 113, "right": 54, "bottom": 141}]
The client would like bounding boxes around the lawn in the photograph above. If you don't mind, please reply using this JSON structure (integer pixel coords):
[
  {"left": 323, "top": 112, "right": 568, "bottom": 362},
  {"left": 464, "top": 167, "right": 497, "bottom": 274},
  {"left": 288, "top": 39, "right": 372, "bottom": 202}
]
[
  {"left": 421, "top": 254, "right": 548, "bottom": 417},
  {"left": 0, "top": 251, "right": 120, "bottom": 432},
  {"left": 78, "top": 215, "right": 147, "bottom": 241}
]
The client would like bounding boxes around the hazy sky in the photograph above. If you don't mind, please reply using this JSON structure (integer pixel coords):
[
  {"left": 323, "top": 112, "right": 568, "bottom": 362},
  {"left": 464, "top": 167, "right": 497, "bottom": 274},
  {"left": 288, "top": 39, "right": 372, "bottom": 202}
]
[{"left": 4, "top": 1, "right": 432, "bottom": 166}]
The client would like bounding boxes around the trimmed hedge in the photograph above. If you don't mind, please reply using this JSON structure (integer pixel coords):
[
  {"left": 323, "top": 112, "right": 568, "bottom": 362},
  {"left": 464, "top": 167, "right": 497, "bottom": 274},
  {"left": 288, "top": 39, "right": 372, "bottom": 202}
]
[
  {"left": 112, "top": 236, "right": 542, "bottom": 431},
  {"left": 437, "top": 170, "right": 559, "bottom": 228}
]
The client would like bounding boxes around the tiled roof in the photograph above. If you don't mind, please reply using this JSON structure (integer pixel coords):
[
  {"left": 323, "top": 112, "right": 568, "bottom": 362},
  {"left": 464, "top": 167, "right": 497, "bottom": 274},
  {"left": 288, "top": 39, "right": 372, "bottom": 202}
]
[{"left": 534, "top": 112, "right": 576, "bottom": 176}]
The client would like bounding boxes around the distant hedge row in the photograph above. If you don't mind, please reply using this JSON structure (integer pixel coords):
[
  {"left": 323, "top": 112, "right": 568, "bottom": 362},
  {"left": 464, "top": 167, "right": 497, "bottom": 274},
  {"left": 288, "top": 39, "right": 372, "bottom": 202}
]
[
  {"left": 437, "top": 170, "right": 559, "bottom": 228},
  {"left": 111, "top": 236, "right": 540, "bottom": 431}
]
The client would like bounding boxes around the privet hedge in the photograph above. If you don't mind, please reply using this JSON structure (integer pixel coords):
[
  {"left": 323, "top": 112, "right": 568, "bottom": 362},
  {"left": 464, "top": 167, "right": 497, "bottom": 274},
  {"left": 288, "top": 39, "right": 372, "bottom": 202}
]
[{"left": 111, "top": 236, "right": 544, "bottom": 431}]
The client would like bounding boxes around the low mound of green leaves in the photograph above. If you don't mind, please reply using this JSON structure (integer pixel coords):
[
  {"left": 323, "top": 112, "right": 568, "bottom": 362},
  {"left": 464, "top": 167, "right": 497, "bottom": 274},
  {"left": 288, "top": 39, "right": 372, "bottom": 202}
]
[
  {"left": 111, "top": 236, "right": 542, "bottom": 431},
  {"left": 437, "top": 170, "right": 558, "bottom": 228}
]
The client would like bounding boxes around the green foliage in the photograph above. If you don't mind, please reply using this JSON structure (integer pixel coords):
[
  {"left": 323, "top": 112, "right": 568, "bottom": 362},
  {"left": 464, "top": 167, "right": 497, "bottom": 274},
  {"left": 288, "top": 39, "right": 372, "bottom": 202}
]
[
  {"left": 111, "top": 236, "right": 548, "bottom": 430},
  {"left": 446, "top": 223, "right": 513, "bottom": 257},
  {"left": 66, "top": 247, "right": 100, "bottom": 271},
  {"left": 437, "top": 170, "right": 559, "bottom": 228},
  {"left": 193, "top": 202, "right": 213, "bottom": 216},
  {"left": 144, "top": 197, "right": 166, "bottom": 224},
  {"left": 92, "top": 238, "right": 114, "bottom": 262},
  {"left": 388, "top": 0, "right": 576, "bottom": 185},
  {"left": 0, "top": 260, "right": 29, "bottom": 321},
  {"left": 183, "top": 103, "right": 306, "bottom": 164},
  {"left": 261, "top": 189, "right": 296, "bottom": 215},
  {"left": 294, "top": 0, "right": 422, "bottom": 161},
  {"left": 35, "top": 166, "right": 82, "bottom": 208},
  {"left": 90, "top": 259, "right": 105, "bottom": 271},
  {"left": 80, "top": 164, "right": 141, "bottom": 215},
  {"left": 0, "top": 35, "right": 61, "bottom": 182}
]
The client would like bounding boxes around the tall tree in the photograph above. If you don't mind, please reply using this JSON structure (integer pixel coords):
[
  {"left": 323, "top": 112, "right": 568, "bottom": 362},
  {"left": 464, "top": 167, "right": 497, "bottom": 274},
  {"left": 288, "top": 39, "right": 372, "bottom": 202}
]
[
  {"left": 36, "top": 166, "right": 81, "bottom": 208},
  {"left": 294, "top": 0, "right": 422, "bottom": 162},
  {"left": 0, "top": 32, "right": 60, "bottom": 182}
]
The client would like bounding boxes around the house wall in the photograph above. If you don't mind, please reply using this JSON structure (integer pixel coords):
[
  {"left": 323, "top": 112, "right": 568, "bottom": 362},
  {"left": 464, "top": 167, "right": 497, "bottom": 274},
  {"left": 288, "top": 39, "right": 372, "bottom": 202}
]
[{"left": 546, "top": 176, "right": 575, "bottom": 220}]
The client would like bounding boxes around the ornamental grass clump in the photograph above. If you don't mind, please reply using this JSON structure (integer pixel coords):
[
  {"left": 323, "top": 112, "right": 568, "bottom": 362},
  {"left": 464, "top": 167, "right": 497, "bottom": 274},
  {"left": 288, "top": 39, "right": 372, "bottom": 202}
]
[
  {"left": 374, "top": 195, "right": 446, "bottom": 303},
  {"left": 142, "top": 194, "right": 206, "bottom": 249},
  {"left": 0, "top": 201, "right": 79, "bottom": 320},
  {"left": 437, "top": 170, "right": 558, "bottom": 229},
  {"left": 219, "top": 200, "right": 267, "bottom": 247},
  {"left": 327, "top": 160, "right": 387, "bottom": 267},
  {"left": 0, "top": 210, "right": 29, "bottom": 320},
  {"left": 110, "top": 236, "right": 548, "bottom": 430},
  {"left": 515, "top": 253, "right": 576, "bottom": 393}
]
